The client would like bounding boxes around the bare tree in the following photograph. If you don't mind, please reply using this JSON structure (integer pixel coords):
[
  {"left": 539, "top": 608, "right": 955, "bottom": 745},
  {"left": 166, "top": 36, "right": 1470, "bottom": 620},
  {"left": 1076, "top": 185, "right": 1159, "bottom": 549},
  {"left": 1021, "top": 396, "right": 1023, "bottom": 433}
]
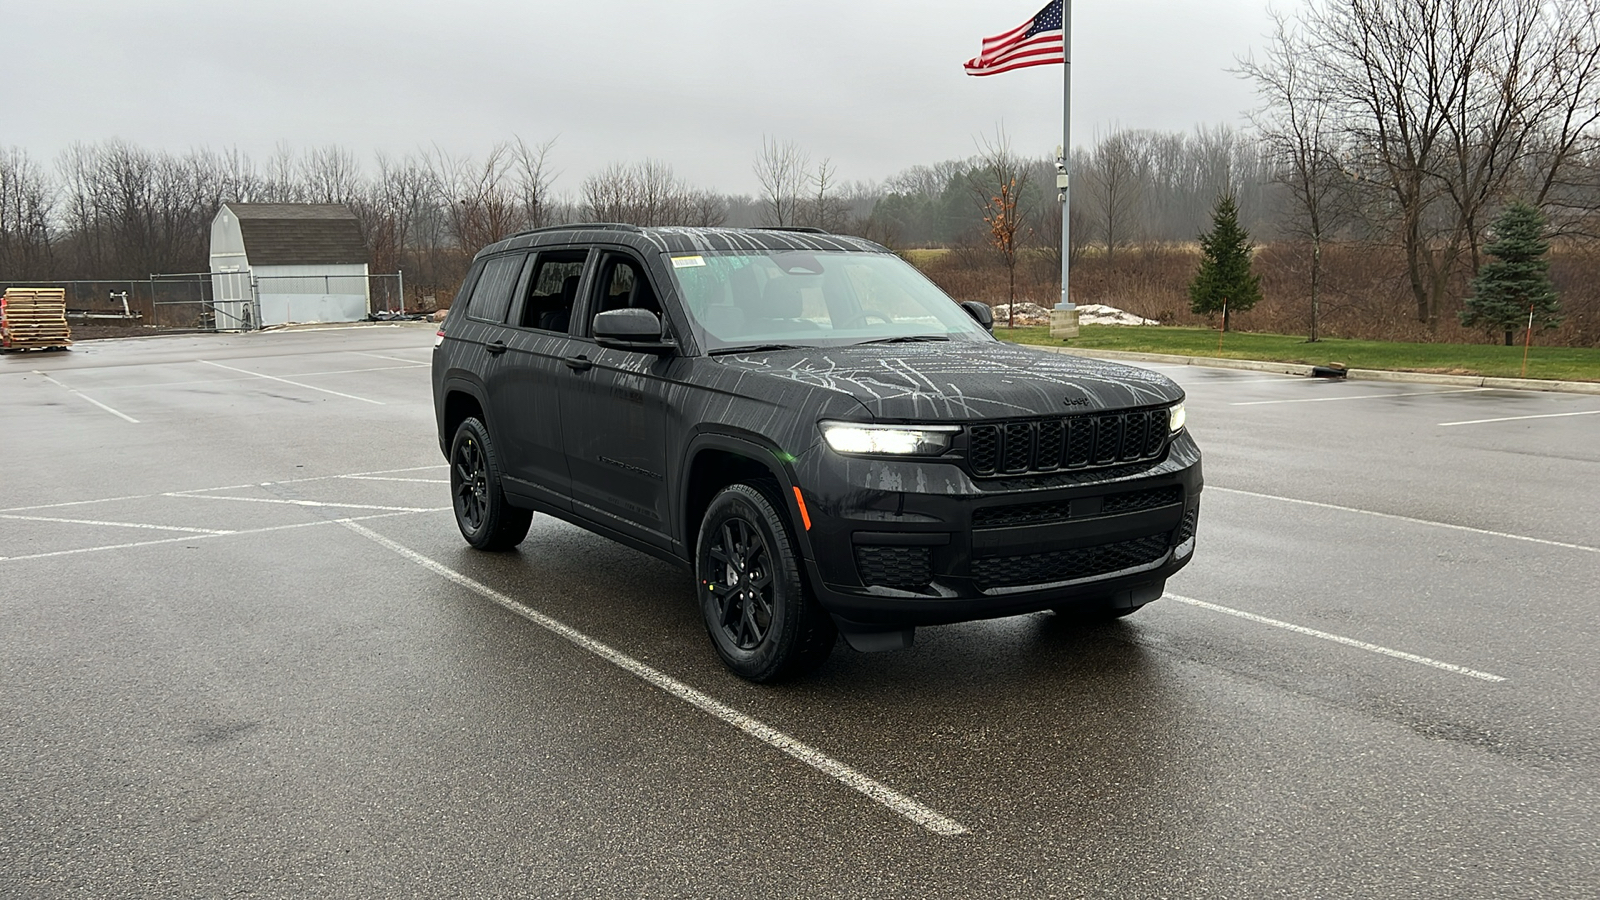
[
  {"left": 301, "top": 145, "right": 362, "bottom": 205},
  {"left": 0, "top": 147, "right": 54, "bottom": 279},
  {"left": 1035, "top": 187, "right": 1090, "bottom": 279},
  {"left": 1081, "top": 129, "right": 1149, "bottom": 261},
  {"left": 261, "top": 143, "right": 305, "bottom": 203},
  {"left": 49, "top": 140, "right": 211, "bottom": 278},
  {"left": 753, "top": 137, "right": 810, "bottom": 227},
  {"left": 428, "top": 143, "right": 522, "bottom": 250},
  {"left": 687, "top": 189, "right": 728, "bottom": 227},
  {"left": 968, "top": 127, "right": 1033, "bottom": 324},
  {"left": 1289, "top": 0, "right": 1600, "bottom": 330},
  {"left": 359, "top": 151, "right": 434, "bottom": 280},
  {"left": 581, "top": 160, "right": 709, "bottom": 226},
  {"left": 512, "top": 137, "right": 559, "bottom": 230},
  {"left": 800, "top": 158, "right": 851, "bottom": 232},
  {"left": 885, "top": 160, "right": 967, "bottom": 200},
  {"left": 1243, "top": 12, "right": 1350, "bottom": 341}
]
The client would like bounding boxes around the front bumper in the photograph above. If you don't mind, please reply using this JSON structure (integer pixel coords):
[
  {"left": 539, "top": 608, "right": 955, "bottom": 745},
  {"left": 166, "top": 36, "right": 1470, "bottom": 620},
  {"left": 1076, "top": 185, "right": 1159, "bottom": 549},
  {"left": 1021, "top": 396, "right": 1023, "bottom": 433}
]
[{"left": 794, "top": 431, "right": 1203, "bottom": 629}]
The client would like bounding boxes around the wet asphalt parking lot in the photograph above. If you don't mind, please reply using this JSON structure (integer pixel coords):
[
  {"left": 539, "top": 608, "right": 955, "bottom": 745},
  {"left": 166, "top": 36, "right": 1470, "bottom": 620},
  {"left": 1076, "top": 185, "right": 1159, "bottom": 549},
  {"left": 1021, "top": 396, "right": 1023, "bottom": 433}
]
[{"left": 2, "top": 325, "right": 1597, "bottom": 899}]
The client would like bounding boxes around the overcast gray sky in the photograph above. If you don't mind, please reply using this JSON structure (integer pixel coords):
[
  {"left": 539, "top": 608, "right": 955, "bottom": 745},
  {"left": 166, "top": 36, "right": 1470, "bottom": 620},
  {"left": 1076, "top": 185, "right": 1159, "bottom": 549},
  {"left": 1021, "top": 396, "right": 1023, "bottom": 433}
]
[{"left": 9, "top": 0, "right": 1274, "bottom": 195}]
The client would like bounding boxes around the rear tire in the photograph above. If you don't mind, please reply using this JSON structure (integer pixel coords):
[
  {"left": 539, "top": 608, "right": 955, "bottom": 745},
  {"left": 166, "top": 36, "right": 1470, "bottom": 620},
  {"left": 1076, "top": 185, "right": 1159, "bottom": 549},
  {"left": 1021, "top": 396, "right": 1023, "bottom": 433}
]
[
  {"left": 449, "top": 417, "right": 532, "bottom": 551},
  {"left": 696, "top": 482, "right": 835, "bottom": 682}
]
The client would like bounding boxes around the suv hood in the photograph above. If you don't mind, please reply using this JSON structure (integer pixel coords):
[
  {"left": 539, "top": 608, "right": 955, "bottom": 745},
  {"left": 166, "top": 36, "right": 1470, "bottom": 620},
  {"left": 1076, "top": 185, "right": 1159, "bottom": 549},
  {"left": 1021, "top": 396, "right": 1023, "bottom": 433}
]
[{"left": 711, "top": 342, "right": 1181, "bottom": 421}]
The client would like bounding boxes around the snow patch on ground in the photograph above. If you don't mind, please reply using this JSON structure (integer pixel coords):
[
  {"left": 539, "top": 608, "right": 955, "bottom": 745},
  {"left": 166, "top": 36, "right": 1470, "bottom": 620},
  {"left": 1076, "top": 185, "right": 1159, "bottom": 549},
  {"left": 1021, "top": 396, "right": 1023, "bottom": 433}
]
[
  {"left": 1076, "top": 304, "right": 1160, "bottom": 326},
  {"left": 989, "top": 301, "right": 1159, "bottom": 327}
]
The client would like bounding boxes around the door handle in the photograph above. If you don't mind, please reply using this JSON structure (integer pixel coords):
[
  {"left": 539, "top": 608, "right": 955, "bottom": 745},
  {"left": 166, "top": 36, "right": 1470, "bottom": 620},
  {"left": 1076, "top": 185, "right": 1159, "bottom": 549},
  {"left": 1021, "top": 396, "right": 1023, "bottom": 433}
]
[
  {"left": 485, "top": 340, "right": 507, "bottom": 356},
  {"left": 563, "top": 354, "right": 592, "bottom": 371}
]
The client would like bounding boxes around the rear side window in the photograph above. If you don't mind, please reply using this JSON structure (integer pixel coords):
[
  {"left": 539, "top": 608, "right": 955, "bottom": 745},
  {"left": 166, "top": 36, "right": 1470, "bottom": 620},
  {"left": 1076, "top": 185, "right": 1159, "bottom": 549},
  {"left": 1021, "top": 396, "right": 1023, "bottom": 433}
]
[
  {"left": 519, "top": 250, "right": 588, "bottom": 333},
  {"left": 465, "top": 254, "right": 523, "bottom": 323}
]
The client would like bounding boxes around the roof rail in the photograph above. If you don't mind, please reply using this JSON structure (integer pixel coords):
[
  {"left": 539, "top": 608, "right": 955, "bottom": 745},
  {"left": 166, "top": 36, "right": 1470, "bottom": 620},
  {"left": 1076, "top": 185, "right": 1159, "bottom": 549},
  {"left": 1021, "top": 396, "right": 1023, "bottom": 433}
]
[
  {"left": 752, "top": 225, "right": 831, "bottom": 235},
  {"left": 508, "top": 222, "right": 643, "bottom": 239}
]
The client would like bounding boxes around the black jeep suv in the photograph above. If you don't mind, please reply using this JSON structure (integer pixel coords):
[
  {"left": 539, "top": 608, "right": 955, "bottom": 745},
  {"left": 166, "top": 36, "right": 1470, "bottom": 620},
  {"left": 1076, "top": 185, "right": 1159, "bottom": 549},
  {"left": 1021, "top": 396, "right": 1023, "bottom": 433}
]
[{"left": 432, "top": 225, "right": 1200, "bottom": 681}]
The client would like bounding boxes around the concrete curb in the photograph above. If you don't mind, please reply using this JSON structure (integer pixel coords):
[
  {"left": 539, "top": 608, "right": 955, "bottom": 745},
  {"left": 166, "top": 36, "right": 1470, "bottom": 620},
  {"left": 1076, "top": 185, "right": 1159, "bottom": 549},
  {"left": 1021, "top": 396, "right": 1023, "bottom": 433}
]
[{"left": 1025, "top": 344, "right": 1600, "bottom": 395}]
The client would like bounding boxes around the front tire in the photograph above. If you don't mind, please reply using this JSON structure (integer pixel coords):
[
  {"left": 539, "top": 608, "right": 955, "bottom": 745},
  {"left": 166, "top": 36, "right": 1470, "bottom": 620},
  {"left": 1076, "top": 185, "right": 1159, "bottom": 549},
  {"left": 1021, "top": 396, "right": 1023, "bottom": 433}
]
[
  {"left": 449, "top": 417, "right": 532, "bottom": 551},
  {"left": 697, "top": 483, "right": 835, "bottom": 682}
]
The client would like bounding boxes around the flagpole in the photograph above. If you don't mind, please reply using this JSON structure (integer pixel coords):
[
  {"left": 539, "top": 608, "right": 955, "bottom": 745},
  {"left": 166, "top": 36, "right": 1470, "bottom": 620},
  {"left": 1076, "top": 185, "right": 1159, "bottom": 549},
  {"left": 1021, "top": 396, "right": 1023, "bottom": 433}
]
[{"left": 1058, "top": 0, "right": 1074, "bottom": 312}]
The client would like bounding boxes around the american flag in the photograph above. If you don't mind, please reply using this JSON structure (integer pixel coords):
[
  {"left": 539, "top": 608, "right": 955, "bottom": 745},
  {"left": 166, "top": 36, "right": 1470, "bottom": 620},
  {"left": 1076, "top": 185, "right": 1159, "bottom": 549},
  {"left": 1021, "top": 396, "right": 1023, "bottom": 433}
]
[{"left": 963, "top": 0, "right": 1065, "bottom": 76}]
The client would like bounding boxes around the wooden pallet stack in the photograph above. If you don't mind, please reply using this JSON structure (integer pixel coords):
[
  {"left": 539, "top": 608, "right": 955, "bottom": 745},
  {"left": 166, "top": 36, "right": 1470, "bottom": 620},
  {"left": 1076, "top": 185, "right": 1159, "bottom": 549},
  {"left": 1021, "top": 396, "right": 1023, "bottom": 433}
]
[{"left": 0, "top": 287, "right": 73, "bottom": 351}]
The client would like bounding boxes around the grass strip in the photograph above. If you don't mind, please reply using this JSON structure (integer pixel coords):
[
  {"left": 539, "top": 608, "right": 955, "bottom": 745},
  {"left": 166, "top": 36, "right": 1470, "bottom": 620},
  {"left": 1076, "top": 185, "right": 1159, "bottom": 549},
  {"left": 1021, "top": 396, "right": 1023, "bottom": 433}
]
[{"left": 998, "top": 325, "right": 1600, "bottom": 383}]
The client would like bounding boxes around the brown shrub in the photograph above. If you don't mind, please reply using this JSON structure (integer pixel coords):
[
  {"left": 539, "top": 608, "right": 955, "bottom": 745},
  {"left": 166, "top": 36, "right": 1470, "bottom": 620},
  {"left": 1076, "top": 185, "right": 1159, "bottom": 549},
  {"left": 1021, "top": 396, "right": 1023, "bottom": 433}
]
[{"left": 915, "top": 241, "right": 1600, "bottom": 347}]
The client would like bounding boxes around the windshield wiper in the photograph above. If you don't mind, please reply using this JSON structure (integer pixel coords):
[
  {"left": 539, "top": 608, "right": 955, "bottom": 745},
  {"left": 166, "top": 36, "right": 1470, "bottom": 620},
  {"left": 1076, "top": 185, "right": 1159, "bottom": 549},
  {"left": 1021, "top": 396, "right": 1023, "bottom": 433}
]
[
  {"left": 707, "top": 343, "right": 810, "bottom": 356},
  {"left": 856, "top": 335, "right": 952, "bottom": 345}
]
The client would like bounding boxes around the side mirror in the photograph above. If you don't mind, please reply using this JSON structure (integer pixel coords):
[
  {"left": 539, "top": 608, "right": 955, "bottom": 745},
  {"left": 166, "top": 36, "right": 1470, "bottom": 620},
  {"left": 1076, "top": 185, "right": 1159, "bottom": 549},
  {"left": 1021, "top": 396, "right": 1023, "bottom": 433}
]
[
  {"left": 960, "top": 300, "right": 994, "bottom": 332},
  {"left": 593, "top": 308, "right": 675, "bottom": 353}
]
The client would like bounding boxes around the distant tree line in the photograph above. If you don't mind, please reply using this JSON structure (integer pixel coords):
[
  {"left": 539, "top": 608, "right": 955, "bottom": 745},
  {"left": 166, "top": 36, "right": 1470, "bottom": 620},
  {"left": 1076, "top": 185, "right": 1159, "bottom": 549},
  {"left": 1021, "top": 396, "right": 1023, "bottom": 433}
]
[{"left": 2, "top": 0, "right": 1598, "bottom": 342}]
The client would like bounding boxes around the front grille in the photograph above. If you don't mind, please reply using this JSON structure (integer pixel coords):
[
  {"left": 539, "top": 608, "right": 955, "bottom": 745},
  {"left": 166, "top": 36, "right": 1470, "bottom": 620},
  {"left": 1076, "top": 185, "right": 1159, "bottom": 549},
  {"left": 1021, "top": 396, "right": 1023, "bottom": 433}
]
[
  {"left": 1035, "top": 420, "right": 1064, "bottom": 471},
  {"left": 971, "top": 534, "right": 1170, "bottom": 590},
  {"left": 1002, "top": 422, "right": 1032, "bottom": 473},
  {"left": 966, "top": 407, "right": 1172, "bottom": 477},
  {"left": 971, "top": 485, "right": 1184, "bottom": 530},
  {"left": 1176, "top": 499, "right": 1200, "bottom": 544},
  {"left": 855, "top": 545, "right": 932, "bottom": 590},
  {"left": 1066, "top": 418, "right": 1094, "bottom": 467},
  {"left": 969, "top": 425, "right": 1000, "bottom": 474}
]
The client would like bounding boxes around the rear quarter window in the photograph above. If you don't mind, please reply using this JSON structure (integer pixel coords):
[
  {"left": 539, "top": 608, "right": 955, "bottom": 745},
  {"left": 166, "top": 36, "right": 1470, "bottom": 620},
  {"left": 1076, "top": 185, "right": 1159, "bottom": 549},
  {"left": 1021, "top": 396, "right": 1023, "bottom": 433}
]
[{"left": 465, "top": 254, "right": 524, "bottom": 323}]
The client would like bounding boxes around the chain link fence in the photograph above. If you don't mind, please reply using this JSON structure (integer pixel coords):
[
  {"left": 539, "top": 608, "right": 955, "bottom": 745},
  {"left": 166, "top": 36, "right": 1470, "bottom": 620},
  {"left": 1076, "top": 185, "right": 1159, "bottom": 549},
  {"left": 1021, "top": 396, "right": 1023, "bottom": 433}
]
[{"left": 0, "top": 272, "right": 404, "bottom": 333}]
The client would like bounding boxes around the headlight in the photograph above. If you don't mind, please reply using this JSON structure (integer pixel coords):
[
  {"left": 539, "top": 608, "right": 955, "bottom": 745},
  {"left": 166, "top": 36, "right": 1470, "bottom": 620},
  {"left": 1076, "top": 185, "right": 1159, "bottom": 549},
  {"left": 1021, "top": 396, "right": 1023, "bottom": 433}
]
[
  {"left": 820, "top": 422, "right": 960, "bottom": 456},
  {"left": 1169, "top": 401, "right": 1187, "bottom": 433}
]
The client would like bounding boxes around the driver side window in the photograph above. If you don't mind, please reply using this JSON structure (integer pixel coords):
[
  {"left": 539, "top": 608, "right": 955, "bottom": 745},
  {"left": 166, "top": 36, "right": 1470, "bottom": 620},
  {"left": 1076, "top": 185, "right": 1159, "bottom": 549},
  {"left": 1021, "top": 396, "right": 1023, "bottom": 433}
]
[{"left": 594, "top": 254, "right": 662, "bottom": 318}]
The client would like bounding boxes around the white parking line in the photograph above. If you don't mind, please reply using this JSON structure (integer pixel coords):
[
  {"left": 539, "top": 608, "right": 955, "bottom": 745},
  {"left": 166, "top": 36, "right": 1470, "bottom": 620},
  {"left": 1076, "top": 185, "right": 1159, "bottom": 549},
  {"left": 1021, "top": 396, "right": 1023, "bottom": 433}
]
[
  {"left": 33, "top": 372, "right": 139, "bottom": 423},
  {"left": 1186, "top": 376, "right": 1304, "bottom": 385},
  {"left": 1209, "top": 486, "right": 1599, "bottom": 554},
  {"left": 1168, "top": 594, "right": 1507, "bottom": 683},
  {"left": 1231, "top": 387, "right": 1490, "bottom": 406},
  {"left": 339, "top": 476, "right": 451, "bottom": 484},
  {"left": 339, "top": 519, "right": 970, "bottom": 837},
  {"left": 0, "top": 466, "right": 447, "bottom": 514},
  {"left": 83, "top": 365, "right": 427, "bottom": 393},
  {"left": 0, "top": 513, "right": 232, "bottom": 535},
  {"left": 265, "top": 324, "right": 403, "bottom": 333},
  {"left": 358, "top": 352, "right": 430, "bottom": 366},
  {"left": 168, "top": 494, "right": 435, "bottom": 513},
  {"left": 196, "top": 360, "right": 384, "bottom": 405},
  {"left": 1439, "top": 409, "right": 1600, "bottom": 427},
  {"left": 0, "top": 509, "right": 447, "bottom": 563}
]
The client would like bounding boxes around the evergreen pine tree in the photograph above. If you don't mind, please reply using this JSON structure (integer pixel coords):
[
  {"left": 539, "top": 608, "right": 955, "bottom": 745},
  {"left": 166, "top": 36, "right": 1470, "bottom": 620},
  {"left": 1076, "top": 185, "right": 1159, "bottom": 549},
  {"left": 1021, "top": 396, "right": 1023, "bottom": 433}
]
[
  {"left": 1461, "top": 202, "right": 1560, "bottom": 346},
  {"left": 1189, "top": 194, "right": 1262, "bottom": 332}
]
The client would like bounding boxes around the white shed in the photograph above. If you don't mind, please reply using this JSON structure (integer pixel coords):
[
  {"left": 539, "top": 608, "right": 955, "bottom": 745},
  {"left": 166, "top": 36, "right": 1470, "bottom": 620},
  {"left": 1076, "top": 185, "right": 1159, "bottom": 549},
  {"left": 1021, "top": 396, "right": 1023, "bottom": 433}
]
[{"left": 209, "top": 203, "right": 371, "bottom": 328}]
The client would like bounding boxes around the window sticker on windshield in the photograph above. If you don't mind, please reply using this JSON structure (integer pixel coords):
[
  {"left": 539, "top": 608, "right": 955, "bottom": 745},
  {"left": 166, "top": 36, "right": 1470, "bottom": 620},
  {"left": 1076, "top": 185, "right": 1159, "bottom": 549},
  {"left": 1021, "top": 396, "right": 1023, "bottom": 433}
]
[{"left": 672, "top": 255, "right": 706, "bottom": 268}]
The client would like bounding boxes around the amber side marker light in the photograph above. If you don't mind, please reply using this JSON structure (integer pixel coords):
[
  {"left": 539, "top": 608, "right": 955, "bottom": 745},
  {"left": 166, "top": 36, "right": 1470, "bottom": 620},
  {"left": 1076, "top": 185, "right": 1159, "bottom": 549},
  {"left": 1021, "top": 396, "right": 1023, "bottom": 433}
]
[{"left": 792, "top": 486, "right": 813, "bottom": 530}]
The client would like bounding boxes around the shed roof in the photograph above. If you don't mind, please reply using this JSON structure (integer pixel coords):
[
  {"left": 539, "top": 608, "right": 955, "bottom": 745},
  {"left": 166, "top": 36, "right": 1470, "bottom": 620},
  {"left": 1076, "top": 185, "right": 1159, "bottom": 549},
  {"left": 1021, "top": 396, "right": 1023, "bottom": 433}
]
[{"left": 222, "top": 203, "right": 369, "bottom": 267}]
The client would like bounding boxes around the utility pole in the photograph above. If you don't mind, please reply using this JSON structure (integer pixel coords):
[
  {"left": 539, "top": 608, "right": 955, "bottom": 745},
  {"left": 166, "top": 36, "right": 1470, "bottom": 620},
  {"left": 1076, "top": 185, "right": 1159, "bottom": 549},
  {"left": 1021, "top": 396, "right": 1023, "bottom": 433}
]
[
  {"left": 1050, "top": 0, "right": 1081, "bottom": 340},
  {"left": 1058, "top": 0, "right": 1073, "bottom": 312}
]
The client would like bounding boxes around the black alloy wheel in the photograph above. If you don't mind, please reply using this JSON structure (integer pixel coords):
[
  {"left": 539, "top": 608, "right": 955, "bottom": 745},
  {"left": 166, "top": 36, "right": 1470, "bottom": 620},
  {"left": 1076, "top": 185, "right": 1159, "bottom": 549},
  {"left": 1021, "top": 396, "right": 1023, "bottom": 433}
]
[
  {"left": 454, "top": 435, "right": 489, "bottom": 532},
  {"left": 449, "top": 417, "right": 532, "bottom": 551},
  {"left": 697, "top": 482, "right": 835, "bottom": 682},
  {"left": 708, "top": 516, "right": 775, "bottom": 650}
]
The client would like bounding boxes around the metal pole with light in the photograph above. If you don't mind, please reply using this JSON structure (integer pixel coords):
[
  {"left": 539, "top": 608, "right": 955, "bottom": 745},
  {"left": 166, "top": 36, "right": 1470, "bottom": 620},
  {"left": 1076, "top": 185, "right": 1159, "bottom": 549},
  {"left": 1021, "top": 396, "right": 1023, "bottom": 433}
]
[{"left": 1059, "top": 0, "right": 1073, "bottom": 313}]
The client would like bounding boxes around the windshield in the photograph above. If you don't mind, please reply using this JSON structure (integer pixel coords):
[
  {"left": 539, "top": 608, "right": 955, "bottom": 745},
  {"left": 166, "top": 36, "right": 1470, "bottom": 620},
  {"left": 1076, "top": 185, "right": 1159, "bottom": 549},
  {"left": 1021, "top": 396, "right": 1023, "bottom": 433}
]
[{"left": 663, "top": 250, "right": 994, "bottom": 353}]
